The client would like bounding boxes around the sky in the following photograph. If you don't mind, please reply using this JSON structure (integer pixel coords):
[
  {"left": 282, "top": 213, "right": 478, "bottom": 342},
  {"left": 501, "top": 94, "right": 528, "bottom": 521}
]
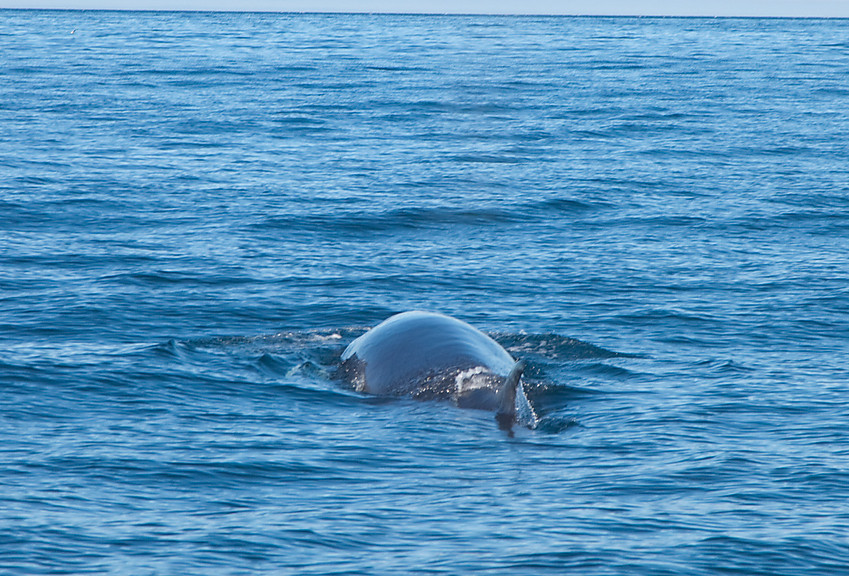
[{"left": 3, "top": 0, "right": 849, "bottom": 17}]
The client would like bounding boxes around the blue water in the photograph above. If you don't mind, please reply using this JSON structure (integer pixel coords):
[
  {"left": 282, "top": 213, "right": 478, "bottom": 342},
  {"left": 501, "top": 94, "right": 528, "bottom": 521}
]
[{"left": 2, "top": 10, "right": 849, "bottom": 574}]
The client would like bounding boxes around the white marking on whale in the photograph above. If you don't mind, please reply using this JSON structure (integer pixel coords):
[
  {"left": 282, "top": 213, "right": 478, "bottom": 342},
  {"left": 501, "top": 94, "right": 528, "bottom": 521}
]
[{"left": 340, "top": 311, "right": 533, "bottom": 433}]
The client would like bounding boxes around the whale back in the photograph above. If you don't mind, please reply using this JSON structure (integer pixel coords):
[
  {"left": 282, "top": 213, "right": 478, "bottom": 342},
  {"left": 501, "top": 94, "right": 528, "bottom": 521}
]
[{"left": 340, "top": 311, "right": 516, "bottom": 398}]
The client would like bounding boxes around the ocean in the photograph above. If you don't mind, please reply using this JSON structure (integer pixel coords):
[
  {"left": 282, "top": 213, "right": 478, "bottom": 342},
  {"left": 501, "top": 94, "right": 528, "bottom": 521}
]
[{"left": 1, "top": 10, "right": 848, "bottom": 574}]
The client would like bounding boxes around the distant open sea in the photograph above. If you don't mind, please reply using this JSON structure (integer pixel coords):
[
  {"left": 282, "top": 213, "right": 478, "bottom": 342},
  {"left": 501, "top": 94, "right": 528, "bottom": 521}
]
[{"left": 2, "top": 9, "right": 848, "bottom": 575}]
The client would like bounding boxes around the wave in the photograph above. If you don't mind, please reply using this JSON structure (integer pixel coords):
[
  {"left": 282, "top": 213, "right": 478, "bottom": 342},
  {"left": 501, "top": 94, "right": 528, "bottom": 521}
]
[
  {"left": 248, "top": 197, "right": 610, "bottom": 235},
  {"left": 495, "top": 332, "right": 630, "bottom": 361}
]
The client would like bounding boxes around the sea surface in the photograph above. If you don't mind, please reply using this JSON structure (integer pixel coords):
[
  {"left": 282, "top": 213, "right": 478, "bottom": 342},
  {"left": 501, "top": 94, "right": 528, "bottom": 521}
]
[{"left": 2, "top": 10, "right": 849, "bottom": 575}]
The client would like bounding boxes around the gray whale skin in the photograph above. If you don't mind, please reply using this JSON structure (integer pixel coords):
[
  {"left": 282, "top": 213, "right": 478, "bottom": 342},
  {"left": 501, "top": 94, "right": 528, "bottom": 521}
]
[{"left": 340, "top": 311, "right": 527, "bottom": 431}]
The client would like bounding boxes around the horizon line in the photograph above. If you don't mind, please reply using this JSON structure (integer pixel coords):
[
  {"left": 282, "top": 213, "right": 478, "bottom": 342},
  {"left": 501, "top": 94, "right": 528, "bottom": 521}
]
[{"left": 2, "top": 7, "right": 849, "bottom": 19}]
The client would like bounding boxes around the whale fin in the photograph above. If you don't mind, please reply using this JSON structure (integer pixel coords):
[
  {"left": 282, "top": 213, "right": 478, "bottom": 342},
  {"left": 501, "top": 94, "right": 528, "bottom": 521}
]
[{"left": 495, "top": 360, "right": 525, "bottom": 434}]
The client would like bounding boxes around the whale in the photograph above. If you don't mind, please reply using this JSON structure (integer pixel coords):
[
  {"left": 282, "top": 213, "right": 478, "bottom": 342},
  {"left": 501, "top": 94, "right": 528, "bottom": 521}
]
[{"left": 339, "top": 311, "right": 529, "bottom": 432}]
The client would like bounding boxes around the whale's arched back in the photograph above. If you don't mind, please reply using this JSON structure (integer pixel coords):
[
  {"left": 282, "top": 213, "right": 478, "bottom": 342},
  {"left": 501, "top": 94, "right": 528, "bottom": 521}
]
[{"left": 341, "top": 311, "right": 516, "bottom": 397}]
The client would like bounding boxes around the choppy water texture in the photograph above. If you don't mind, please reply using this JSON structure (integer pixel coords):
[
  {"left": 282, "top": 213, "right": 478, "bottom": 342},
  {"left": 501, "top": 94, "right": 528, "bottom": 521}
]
[{"left": 2, "top": 10, "right": 849, "bottom": 574}]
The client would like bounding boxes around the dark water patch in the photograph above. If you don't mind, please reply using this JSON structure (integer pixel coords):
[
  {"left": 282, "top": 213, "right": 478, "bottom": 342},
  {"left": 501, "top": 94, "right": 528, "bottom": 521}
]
[
  {"left": 11, "top": 174, "right": 59, "bottom": 186},
  {"left": 157, "top": 138, "right": 230, "bottom": 151},
  {"left": 771, "top": 190, "right": 849, "bottom": 210},
  {"left": 149, "top": 338, "right": 186, "bottom": 360},
  {"left": 525, "top": 379, "right": 607, "bottom": 398},
  {"left": 251, "top": 205, "right": 526, "bottom": 234},
  {"left": 255, "top": 351, "right": 293, "bottom": 375},
  {"left": 693, "top": 358, "right": 756, "bottom": 375},
  {"left": 534, "top": 414, "right": 582, "bottom": 434},
  {"left": 536, "top": 196, "right": 610, "bottom": 213},
  {"left": 263, "top": 381, "right": 364, "bottom": 406},
  {"left": 402, "top": 99, "right": 524, "bottom": 116},
  {"left": 250, "top": 196, "right": 614, "bottom": 236},
  {"left": 364, "top": 64, "right": 428, "bottom": 72},
  {"left": 686, "top": 535, "right": 849, "bottom": 575},
  {"left": 814, "top": 86, "right": 849, "bottom": 96},
  {"left": 613, "top": 308, "right": 725, "bottom": 329},
  {"left": 603, "top": 214, "right": 709, "bottom": 229},
  {"left": 573, "top": 362, "right": 640, "bottom": 380},
  {"left": 723, "top": 210, "right": 849, "bottom": 235},
  {"left": 99, "top": 269, "right": 255, "bottom": 287},
  {"left": 173, "top": 118, "right": 265, "bottom": 136},
  {"left": 272, "top": 114, "right": 329, "bottom": 130},
  {"left": 448, "top": 153, "right": 524, "bottom": 164},
  {"left": 497, "top": 332, "right": 630, "bottom": 361},
  {"left": 272, "top": 64, "right": 320, "bottom": 73}
]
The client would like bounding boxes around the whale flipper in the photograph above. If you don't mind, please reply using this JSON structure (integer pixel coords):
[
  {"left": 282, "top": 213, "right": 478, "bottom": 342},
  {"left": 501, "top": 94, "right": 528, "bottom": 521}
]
[{"left": 495, "top": 360, "right": 526, "bottom": 433}]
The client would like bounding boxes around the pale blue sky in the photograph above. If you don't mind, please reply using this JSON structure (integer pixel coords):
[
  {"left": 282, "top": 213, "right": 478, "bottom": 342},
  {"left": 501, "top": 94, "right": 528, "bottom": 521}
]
[{"left": 3, "top": 0, "right": 849, "bottom": 17}]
